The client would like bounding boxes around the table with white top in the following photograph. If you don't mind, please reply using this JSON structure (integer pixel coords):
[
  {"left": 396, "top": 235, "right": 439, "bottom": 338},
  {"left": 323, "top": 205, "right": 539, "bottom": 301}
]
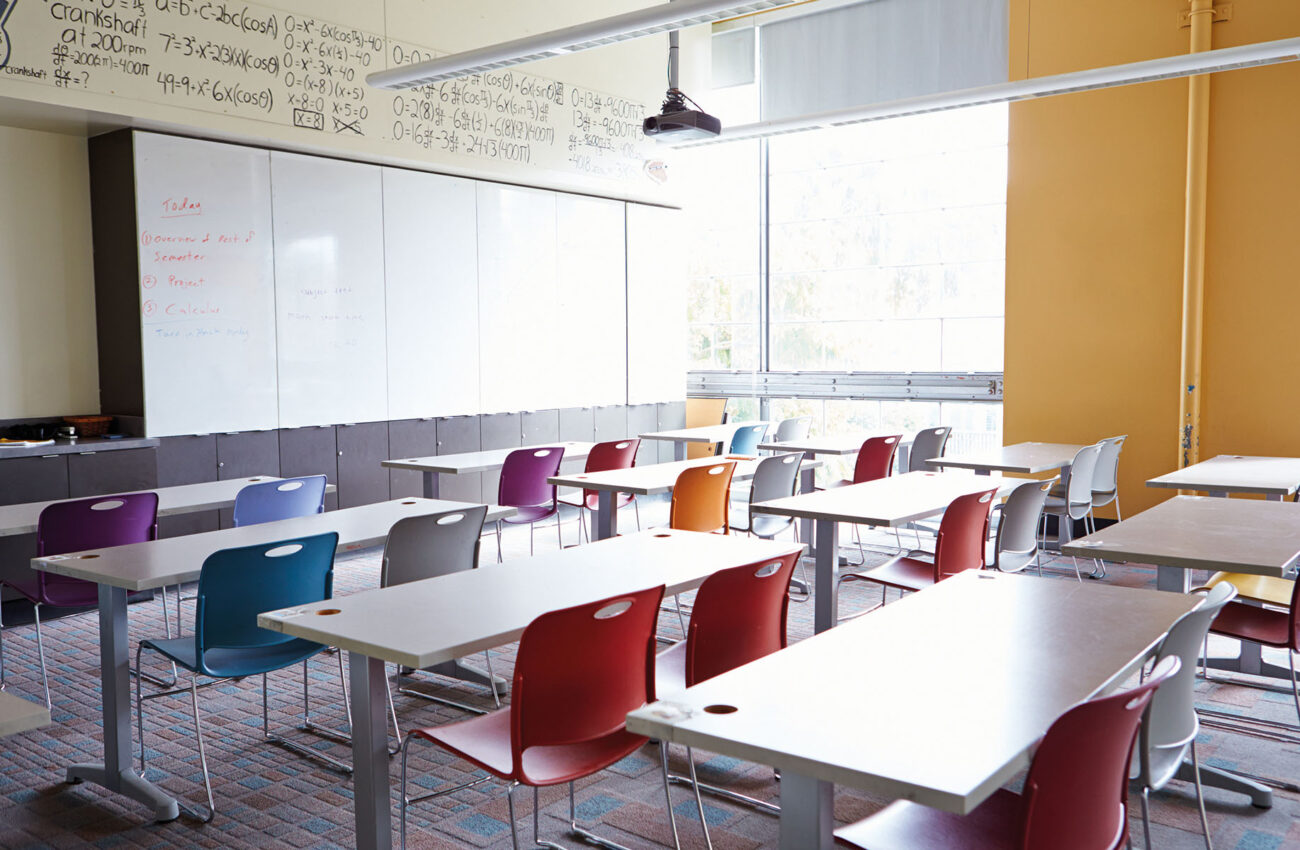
[
  {"left": 627, "top": 571, "right": 1199, "bottom": 850},
  {"left": 548, "top": 454, "right": 822, "bottom": 542},
  {"left": 31, "top": 497, "right": 514, "bottom": 823},
  {"left": 751, "top": 471, "right": 1015, "bottom": 634},
  {"left": 1147, "top": 454, "right": 1300, "bottom": 500},
  {"left": 257, "top": 529, "right": 802, "bottom": 850},
  {"left": 0, "top": 690, "right": 50, "bottom": 738},
  {"left": 381, "top": 442, "right": 595, "bottom": 499},
  {"left": 0, "top": 476, "right": 337, "bottom": 537},
  {"left": 640, "top": 421, "right": 769, "bottom": 462}
]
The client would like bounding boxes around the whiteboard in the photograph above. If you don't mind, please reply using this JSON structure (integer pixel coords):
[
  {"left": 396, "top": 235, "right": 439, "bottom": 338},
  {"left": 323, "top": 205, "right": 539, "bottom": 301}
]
[
  {"left": 555, "top": 195, "right": 628, "bottom": 408},
  {"left": 627, "top": 204, "right": 687, "bottom": 404},
  {"left": 271, "top": 152, "right": 388, "bottom": 427},
  {"left": 476, "top": 184, "right": 558, "bottom": 414},
  {"left": 383, "top": 168, "right": 481, "bottom": 419},
  {"left": 134, "top": 132, "right": 279, "bottom": 437}
]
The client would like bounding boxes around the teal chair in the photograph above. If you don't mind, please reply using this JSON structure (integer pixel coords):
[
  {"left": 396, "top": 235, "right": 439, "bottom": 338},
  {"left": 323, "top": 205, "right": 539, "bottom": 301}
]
[
  {"left": 728, "top": 423, "right": 768, "bottom": 456},
  {"left": 134, "top": 532, "right": 344, "bottom": 822}
]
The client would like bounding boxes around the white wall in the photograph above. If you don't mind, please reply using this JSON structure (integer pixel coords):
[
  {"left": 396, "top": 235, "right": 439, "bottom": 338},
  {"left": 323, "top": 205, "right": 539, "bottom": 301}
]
[{"left": 0, "top": 125, "right": 98, "bottom": 418}]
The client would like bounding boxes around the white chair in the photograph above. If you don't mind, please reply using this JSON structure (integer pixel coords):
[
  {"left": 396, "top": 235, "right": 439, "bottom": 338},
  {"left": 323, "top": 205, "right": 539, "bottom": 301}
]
[
  {"left": 990, "top": 477, "right": 1057, "bottom": 574},
  {"left": 1090, "top": 434, "right": 1127, "bottom": 520},
  {"left": 772, "top": 415, "right": 811, "bottom": 444},
  {"left": 1042, "top": 442, "right": 1104, "bottom": 579},
  {"left": 730, "top": 452, "right": 809, "bottom": 597},
  {"left": 907, "top": 425, "right": 952, "bottom": 473}
]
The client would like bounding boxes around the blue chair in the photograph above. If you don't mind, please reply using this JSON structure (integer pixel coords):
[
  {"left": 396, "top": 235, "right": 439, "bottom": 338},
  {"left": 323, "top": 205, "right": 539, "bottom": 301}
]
[
  {"left": 232, "top": 475, "right": 328, "bottom": 526},
  {"left": 134, "top": 532, "right": 344, "bottom": 822},
  {"left": 727, "top": 423, "right": 768, "bottom": 456}
]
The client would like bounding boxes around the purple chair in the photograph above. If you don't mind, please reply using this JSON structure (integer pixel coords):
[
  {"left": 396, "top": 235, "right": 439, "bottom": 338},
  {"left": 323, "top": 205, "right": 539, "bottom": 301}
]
[
  {"left": 494, "top": 447, "right": 566, "bottom": 561},
  {"left": 0, "top": 492, "right": 159, "bottom": 707}
]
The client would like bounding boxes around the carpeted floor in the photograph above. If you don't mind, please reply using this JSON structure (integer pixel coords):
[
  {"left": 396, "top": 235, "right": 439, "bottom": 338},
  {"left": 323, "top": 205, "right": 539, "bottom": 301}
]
[{"left": 0, "top": 498, "right": 1297, "bottom": 849}]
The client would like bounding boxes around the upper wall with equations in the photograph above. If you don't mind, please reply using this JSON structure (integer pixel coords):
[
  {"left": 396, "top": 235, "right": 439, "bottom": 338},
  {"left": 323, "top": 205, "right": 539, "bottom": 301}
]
[{"left": 0, "top": 0, "right": 685, "bottom": 204}]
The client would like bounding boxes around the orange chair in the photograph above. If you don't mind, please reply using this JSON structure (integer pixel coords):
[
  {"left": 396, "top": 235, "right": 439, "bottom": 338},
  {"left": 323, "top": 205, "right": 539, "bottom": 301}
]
[{"left": 669, "top": 462, "right": 737, "bottom": 534}]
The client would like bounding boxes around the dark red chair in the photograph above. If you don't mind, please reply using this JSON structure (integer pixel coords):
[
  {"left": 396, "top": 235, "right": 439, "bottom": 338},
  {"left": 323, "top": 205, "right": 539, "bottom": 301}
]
[
  {"left": 0, "top": 493, "right": 159, "bottom": 708},
  {"left": 398, "top": 585, "right": 680, "bottom": 850},
  {"left": 835, "top": 656, "right": 1181, "bottom": 850},
  {"left": 829, "top": 435, "right": 903, "bottom": 489},
  {"left": 655, "top": 552, "right": 801, "bottom": 838},
  {"left": 839, "top": 488, "right": 997, "bottom": 616},
  {"left": 1207, "top": 575, "right": 1300, "bottom": 726},
  {"left": 558, "top": 438, "right": 641, "bottom": 541}
]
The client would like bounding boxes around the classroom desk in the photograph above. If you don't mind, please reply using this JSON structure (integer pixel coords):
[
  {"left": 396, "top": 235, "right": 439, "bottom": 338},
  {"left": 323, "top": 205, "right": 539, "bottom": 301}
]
[
  {"left": 627, "top": 571, "right": 1199, "bottom": 850},
  {"left": 751, "top": 471, "right": 1015, "bottom": 634},
  {"left": 0, "top": 690, "right": 50, "bottom": 738},
  {"left": 1063, "top": 495, "right": 1300, "bottom": 682},
  {"left": 380, "top": 442, "right": 595, "bottom": 498},
  {"left": 639, "top": 421, "right": 769, "bottom": 462},
  {"left": 257, "top": 529, "right": 801, "bottom": 850},
  {"left": 31, "top": 497, "right": 514, "bottom": 823},
  {"left": 0, "top": 476, "right": 336, "bottom": 538},
  {"left": 1146, "top": 454, "right": 1300, "bottom": 500},
  {"left": 547, "top": 454, "right": 823, "bottom": 542}
]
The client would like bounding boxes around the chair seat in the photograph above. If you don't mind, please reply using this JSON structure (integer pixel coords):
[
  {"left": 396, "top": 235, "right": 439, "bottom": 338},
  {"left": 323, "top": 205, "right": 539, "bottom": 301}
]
[
  {"left": 835, "top": 790, "right": 1025, "bottom": 850},
  {"left": 142, "top": 635, "right": 326, "bottom": 679},
  {"left": 501, "top": 504, "right": 560, "bottom": 524},
  {"left": 1, "top": 572, "right": 99, "bottom": 608},
  {"left": 827, "top": 479, "right": 854, "bottom": 489},
  {"left": 654, "top": 641, "right": 687, "bottom": 696},
  {"left": 1203, "top": 571, "right": 1293, "bottom": 607},
  {"left": 413, "top": 707, "right": 648, "bottom": 787},
  {"left": 0, "top": 573, "right": 42, "bottom": 604},
  {"left": 1209, "top": 600, "right": 1292, "bottom": 648},
  {"left": 750, "top": 513, "right": 795, "bottom": 539},
  {"left": 842, "top": 556, "right": 936, "bottom": 593}
]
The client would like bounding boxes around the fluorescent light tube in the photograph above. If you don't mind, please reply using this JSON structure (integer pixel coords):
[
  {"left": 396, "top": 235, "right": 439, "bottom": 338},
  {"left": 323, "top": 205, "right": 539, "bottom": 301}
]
[
  {"left": 367, "top": 0, "right": 798, "bottom": 90},
  {"left": 673, "top": 36, "right": 1300, "bottom": 147}
]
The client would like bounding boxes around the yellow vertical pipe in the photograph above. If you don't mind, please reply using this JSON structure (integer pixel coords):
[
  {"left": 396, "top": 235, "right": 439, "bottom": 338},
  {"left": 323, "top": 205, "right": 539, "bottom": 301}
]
[{"left": 1178, "top": 0, "right": 1214, "bottom": 469}]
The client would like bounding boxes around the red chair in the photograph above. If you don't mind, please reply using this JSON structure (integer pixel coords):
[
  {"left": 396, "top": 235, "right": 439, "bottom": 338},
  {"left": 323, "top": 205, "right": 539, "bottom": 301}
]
[
  {"left": 839, "top": 488, "right": 997, "bottom": 616},
  {"left": 398, "top": 585, "right": 680, "bottom": 850},
  {"left": 558, "top": 438, "right": 641, "bottom": 542},
  {"left": 655, "top": 552, "right": 801, "bottom": 840},
  {"left": 827, "top": 435, "right": 901, "bottom": 559},
  {"left": 836, "top": 656, "right": 1181, "bottom": 850},
  {"left": 1206, "top": 575, "right": 1300, "bottom": 726}
]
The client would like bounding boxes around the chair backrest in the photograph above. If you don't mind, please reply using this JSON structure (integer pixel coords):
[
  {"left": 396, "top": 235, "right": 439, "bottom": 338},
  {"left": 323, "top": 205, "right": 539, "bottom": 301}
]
[
  {"left": 670, "top": 462, "right": 736, "bottom": 533},
  {"left": 1138, "top": 583, "right": 1236, "bottom": 788},
  {"left": 498, "top": 447, "right": 565, "bottom": 509},
  {"left": 1019, "top": 656, "right": 1180, "bottom": 850},
  {"left": 907, "top": 426, "right": 952, "bottom": 473},
  {"left": 380, "top": 505, "right": 489, "bottom": 588},
  {"left": 749, "top": 452, "right": 804, "bottom": 506},
  {"left": 581, "top": 439, "right": 640, "bottom": 505},
  {"left": 995, "top": 478, "right": 1057, "bottom": 572},
  {"left": 232, "top": 475, "right": 327, "bottom": 527},
  {"left": 773, "top": 416, "right": 812, "bottom": 443},
  {"left": 35, "top": 492, "right": 160, "bottom": 607},
  {"left": 932, "top": 488, "right": 998, "bottom": 580},
  {"left": 684, "top": 552, "right": 800, "bottom": 687},
  {"left": 1091, "top": 435, "right": 1128, "bottom": 504},
  {"left": 728, "top": 423, "right": 769, "bottom": 456},
  {"left": 1063, "top": 443, "right": 1105, "bottom": 520},
  {"left": 511, "top": 585, "right": 664, "bottom": 782},
  {"left": 853, "top": 435, "right": 902, "bottom": 484},
  {"left": 193, "top": 532, "right": 337, "bottom": 668}
]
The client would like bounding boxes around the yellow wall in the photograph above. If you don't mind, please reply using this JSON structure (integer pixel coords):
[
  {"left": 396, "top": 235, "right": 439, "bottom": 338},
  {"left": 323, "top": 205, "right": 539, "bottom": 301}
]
[{"left": 1005, "top": 0, "right": 1300, "bottom": 515}]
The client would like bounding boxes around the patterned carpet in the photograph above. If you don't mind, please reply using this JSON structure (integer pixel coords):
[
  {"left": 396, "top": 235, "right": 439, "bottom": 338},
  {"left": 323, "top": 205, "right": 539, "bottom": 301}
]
[{"left": 0, "top": 500, "right": 1297, "bottom": 850}]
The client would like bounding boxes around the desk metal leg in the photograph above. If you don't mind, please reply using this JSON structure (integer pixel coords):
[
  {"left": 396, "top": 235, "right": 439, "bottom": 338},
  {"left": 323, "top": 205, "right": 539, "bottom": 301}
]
[
  {"left": 1156, "top": 565, "right": 1191, "bottom": 593},
  {"left": 1176, "top": 759, "right": 1272, "bottom": 808},
  {"left": 779, "top": 771, "right": 834, "bottom": 850},
  {"left": 798, "top": 466, "right": 816, "bottom": 557},
  {"left": 423, "top": 658, "right": 508, "bottom": 697},
  {"left": 593, "top": 490, "right": 619, "bottom": 541},
  {"left": 813, "top": 519, "right": 839, "bottom": 634},
  {"left": 350, "top": 652, "right": 392, "bottom": 850},
  {"left": 422, "top": 472, "right": 440, "bottom": 499},
  {"left": 66, "top": 585, "right": 179, "bottom": 822},
  {"left": 674, "top": 443, "right": 686, "bottom": 462}
]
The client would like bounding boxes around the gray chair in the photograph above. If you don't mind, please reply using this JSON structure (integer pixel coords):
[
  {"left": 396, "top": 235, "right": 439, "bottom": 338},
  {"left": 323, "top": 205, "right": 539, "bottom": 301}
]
[
  {"left": 1133, "top": 581, "right": 1237, "bottom": 850},
  {"left": 772, "top": 416, "right": 812, "bottom": 444},
  {"left": 1091, "top": 434, "right": 1127, "bottom": 520},
  {"left": 1042, "top": 442, "right": 1104, "bottom": 579},
  {"left": 381, "top": 506, "right": 502, "bottom": 727},
  {"left": 907, "top": 425, "right": 952, "bottom": 473},
  {"left": 990, "top": 477, "right": 1057, "bottom": 574},
  {"left": 730, "top": 452, "right": 804, "bottom": 538}
]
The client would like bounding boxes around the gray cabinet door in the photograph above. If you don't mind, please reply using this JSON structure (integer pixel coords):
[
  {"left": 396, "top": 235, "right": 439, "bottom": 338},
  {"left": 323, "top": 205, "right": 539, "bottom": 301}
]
[
  {"left": 593, "top": 405, "right": 628, "bottom": 446},
  {"left": 279, "top": 426, "right": 339, "bottom": 510},
  {"left": 215, "top": 431, "right": 280, "bottom": 526},
  {"left": 435, "top": 416, "right": 481, "bottom": 504},
  {"left": 479, "top": 413, "right": 521, "bottom": 505},
  {"left": 627, "top": 404, "right": 659, "bottom": 467},
  {"left": 0, "top": 455, "right": 69, "bottom": 506},
  {"left": 336, "top": 422, "right": 390, "bottom": 509},
  {"left": 657, "top": 401, "right": 687, "bottom": 463},
  {"left": 520, "top": 410, "right": 560, "bottom": 446},
  {"left": 68, "top": 448, "right": 158, "bottom": 498},
  {"left": 558, "top": 407, "right": 595, "bottom": 444},
  {"left": 156, "top": 435, "right": 218, "bottom": 538},
  {"left": 388, "top": 419, "right": 438, "bottom": 499}
]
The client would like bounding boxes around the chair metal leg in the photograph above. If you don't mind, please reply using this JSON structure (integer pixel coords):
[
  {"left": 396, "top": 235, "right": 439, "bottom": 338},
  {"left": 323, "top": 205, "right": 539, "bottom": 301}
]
[
  {"left": 634, "top": 499, "right": 642, "bottom": 531},
  {"left": 659, "top": 741, "right": 683, "bottom": 850},
  {"left": 0, "top": 601, "right": 7, "bottom": 696},
  {"left": 1190, "top": 740, "right": 1214, "bottom": 850},
  {"left": 1140, "top": 786, "right": 1152, "bottom": 850},
  {"left": 496, "top": 521, "right": 503, "bottom": 563},
  {"left": 529, "top": 522, "right": 535, "bottom": 556},
  {"left": 400, "top": 733, "right": 494, "bottom": 847},
  {"left": 1290, "top": 651, "right": 1300, "bottom": 729},
  {"left": 32, "top": 603, "right": 51, "bottom": 710},
  {"left": 685, "top": 746, "right": 715, "bottom": 850},
  {"left": 1069, "top": 555, "right": 1083, "bottom": 582},
  {"left": 384, "top": 668, "right": 401, "bottom": 757},
  {"left": 259, "top": 665, "right": 353, "bottom": 774},
  {"left": 185, "top": 675, "right": 217, "bottom": 823},
  {"left": 561, "top": 779, "right": 640, "bottom": 850},
  {"left": 484, "top": 650, "right": 501, "bottom": 709},
  {"left": 557, "top": 511, "right": 563, "bottom": 550}
]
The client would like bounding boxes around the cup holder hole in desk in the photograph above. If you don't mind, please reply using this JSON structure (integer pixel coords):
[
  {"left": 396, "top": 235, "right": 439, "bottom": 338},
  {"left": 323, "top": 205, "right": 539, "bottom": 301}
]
[
  {"left": 653, "top": 533, "right": 672, "bottom": 538},
  {"left": 78, "top": 554, "right": 101, "bottom": 559},
  {"left": 401, "top": 500, "right": 418, "bottom": 505},
  {"left": 704, "top": 704, "right": 738, "bottom": 715},
  {"left": 315, "top": 609, "right": 342, "bottom": 616}
]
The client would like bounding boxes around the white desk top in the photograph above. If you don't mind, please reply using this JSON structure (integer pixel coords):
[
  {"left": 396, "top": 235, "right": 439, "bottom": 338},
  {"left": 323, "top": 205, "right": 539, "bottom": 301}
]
[
  {"left": 32, "top": 499, "right": 514, "bottom": 592},
  {"left": 0, "top": 691, "right": 51, "bottom": 738},
  {"left": 258, "top": 529, "right": 802, "bottom": 671},
  {"left": 0, "top": 476, "right": 338, "bottom": 538},
  {"left": 381, "top": 442, "right": 596, "bottom": 476},
  {"left": 639, "top": 421, "right": 769, "bottom": 445},
  {"left": 547, "top": 455, "right": 822, "bottom": 497},
  {"left": 627, "top": 571, "right": 1197, "bottom": 814},
  {"left": 927, "top": 442, "right": 1087, "bottom": 474},
  {"left": 1146, "top": 455, "right": 1300, "bottom": 497},
  {"left": 1062, "top": 495, "right": 1300, "bottom": 577},
  {"left": 757, "top": 432, "right": 914, "bottom": 456},
  {"left": 750, "top": 471, "right": 1012, "bottom": 528}
]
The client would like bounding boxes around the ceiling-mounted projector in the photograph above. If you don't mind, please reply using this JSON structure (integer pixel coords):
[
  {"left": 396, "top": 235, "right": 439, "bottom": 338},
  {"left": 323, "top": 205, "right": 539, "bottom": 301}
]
[{"left": 643, "top": 95, "right": 722, "bottom": 141}]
